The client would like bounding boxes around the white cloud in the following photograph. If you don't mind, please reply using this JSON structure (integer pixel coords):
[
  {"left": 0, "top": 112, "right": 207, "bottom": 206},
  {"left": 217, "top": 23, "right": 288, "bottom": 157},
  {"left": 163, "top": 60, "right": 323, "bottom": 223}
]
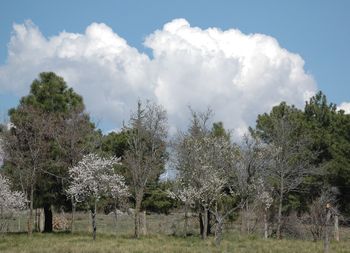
[
  {"left": 338, "top": 102, "right": 350, "bottom": 114},
  {"left": 0, "top": 19, "right": 316, "bottom": 138}
]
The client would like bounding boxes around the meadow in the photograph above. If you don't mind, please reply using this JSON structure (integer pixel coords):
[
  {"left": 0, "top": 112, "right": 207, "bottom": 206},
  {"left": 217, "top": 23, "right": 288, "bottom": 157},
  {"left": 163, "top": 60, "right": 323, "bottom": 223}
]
[{"left": 1, "top": 212, "right": 350, "bottom": 253}]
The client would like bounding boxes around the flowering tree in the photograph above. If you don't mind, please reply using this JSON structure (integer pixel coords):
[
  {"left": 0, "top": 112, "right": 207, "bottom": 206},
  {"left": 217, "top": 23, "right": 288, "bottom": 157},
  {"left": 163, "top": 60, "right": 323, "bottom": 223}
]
[
  {"left": 67, "top": 153, "right": 128, "bottom": 240},
  {"left": 234, "top": 136, "right": 272, "bottom": 234},
  {"left": 0, "top": 174, "right": 26, "bottom": 232},
  {"left": 108, "top": 173, "right": 130, "bottom": 233},
  {"left": 172, "top": 110, "right": 241, "bottom": 242},
  {"left": 253, "top": 177, "right": 273, "bottom": 239},
  {"left": 168, "top": 180, "right": 207, "bottom": 236}
]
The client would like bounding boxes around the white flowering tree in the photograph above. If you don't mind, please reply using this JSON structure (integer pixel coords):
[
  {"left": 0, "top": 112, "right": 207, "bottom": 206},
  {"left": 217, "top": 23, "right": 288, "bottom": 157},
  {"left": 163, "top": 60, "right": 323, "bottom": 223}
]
[
  {"left": 67, "top": 153, "right": 128, "bottom": 240},
  {"left": 253, "top": 177, "right": 273, "bottom": 239},
  {"left": 234, "top": 135, "right": 273, "bottom": 235},
  {"left": 172, "top": 110, "right": 241, "bottom": 243},
  {"left": 108, "top": 173, "right": 130, "bottom": 233},
  {"left": 0, "top": 174, "right": 26, "bottom": 233},
  {"left": 168, "top": 182, "right": 201, "bottom": 236}
]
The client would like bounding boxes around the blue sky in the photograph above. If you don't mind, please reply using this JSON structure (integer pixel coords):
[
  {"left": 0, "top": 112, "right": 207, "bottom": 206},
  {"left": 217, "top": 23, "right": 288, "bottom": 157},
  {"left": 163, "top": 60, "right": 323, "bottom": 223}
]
[{"left": 0, "top": 0, "right": 349, "bottom": 133}]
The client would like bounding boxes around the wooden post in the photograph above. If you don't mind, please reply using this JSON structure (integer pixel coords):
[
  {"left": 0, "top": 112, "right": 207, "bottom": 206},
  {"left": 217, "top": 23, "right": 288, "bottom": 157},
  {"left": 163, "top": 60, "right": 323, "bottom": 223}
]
[
  {"left": 323, "top": 204, "right": 331, "bottom": 253},
  {"left": 71, "top": 198, "right": 76, "bottom": 233},
  {"left": 334, "top": 214, "right": 339, "bottom": 242},
  {"left": 18, "top": 216, "right": 21, "bottom": 232},
  {"left": 141, "top": 211, "right": 147, "bottom": 236},
  {"left": 264, "top": 209, "right": 268, "bottom": 239},
  {"left": 40, "top": 208, "right": 45, "bottom": 232},
  {"left": 184, "top": 205, "right": 188, "bottom": 237}
]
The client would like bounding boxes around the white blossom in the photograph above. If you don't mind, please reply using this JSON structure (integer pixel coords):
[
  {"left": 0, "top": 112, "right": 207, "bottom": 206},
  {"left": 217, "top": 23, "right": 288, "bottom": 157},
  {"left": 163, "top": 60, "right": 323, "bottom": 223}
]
[
  {"left": 67, "top": 153, "right": 128, "bottom": 203},
  {"left": 253, "top": 177, "right": 273, "bottom": 210},
  {"left": 0, "top": 174, "right": 26, "bottom": 213}
]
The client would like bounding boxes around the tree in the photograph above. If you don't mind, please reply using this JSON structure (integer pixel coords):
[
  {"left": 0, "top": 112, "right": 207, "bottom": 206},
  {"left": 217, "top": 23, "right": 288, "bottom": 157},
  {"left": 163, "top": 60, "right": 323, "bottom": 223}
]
[
  {"left": 168, "top": 182, "right": 200, "bottom": 236},
  {"left": 108, "top": 172, "right": 130, "bottom": 234},
  {"left": 124, "top": 100, "right": 168, "bottom": 238},
  {"left": 4, "top": 72, "right": 94, "bottom": 233},
  {"left": 235, "top": 135, "right": 272, "bottom": 235},
  {"left": 54, "top": 106, "right": 96, "bottom": 232},
  {"left": 252, "top": 102, "right": 317, "bottom": 239},
  {"left": 0, "top": 174, "right": 26, "bottom": 232},
  {"left": 171, "top": 110, "right": 212, "bottom": 239},
  {"left": 67, "top": 153, "right": 128, "bottom": 240},
  {"left": 2, "top": 105, "right": 51, "bottom": 235},
  {"left": 172, "top": 110, "right": 244, "bottom": 244},
  {"left": 304, "top": 91, "right": 350, "bottom": 215},
  {"left": 142, "top": 181, "right": 176, "bottom": 215}
]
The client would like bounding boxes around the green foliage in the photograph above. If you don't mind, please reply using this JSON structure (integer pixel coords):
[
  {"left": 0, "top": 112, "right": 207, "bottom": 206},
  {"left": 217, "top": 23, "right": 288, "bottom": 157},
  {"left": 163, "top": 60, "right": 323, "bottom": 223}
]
[
  {"left": 18, "top": 72, "right": 83, "bottom": 113},
  {"left": 5, "top": 72, "right": 95, "bottom": 212},
  {"left": 142, "top": 181, "right": 177, "bottom": 214},
  {"left": 211, "top": 121, "right": 230, "bottom": 140},
  {"left": 251, "top": 101, "right": 306, "bottom": 144},
  {"left": 251, "top": 91, "right": 350, "bottom": 216},
  {"left": 101, "top": 131, "right": 129, "bottom": 158},
  {"left": 304, "top": 91, "right": 350, "bottom": 214}
]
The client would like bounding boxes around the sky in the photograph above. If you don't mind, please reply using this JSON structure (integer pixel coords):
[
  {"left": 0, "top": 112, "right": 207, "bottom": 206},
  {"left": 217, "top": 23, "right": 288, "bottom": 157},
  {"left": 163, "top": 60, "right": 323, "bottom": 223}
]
[{"left": 0, "top": 0, "right": 349, "bottom": 137}]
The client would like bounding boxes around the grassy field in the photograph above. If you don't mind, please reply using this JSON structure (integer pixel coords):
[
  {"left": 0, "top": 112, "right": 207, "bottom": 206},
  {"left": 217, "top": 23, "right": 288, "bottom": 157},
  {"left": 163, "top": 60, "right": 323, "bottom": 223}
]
[
  {"left": 1, "top": 212, "right": 350, "bottom": 253},
  {"left": 1, "top": 232, "right": 350, "bottom": 253}
]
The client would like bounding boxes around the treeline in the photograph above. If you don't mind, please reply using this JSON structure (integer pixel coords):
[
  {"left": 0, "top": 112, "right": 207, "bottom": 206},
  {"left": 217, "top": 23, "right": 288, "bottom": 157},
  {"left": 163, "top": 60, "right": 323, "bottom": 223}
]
[{"left": 0, "top": 72, "right": 349, "bottom": 245}]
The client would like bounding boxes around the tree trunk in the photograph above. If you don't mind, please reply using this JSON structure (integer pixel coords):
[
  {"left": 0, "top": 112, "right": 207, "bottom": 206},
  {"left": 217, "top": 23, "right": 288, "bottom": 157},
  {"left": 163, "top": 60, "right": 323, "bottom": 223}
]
[
  {"left": 71, "top": 199, "right": 76, "bottom": 233},
  {"left": 199, "top": 212, "right": 204, "bottom": 236},
  {"left": 246, "top": 202, "right": 250, "bottom": 234},
  {"left": 240, "top": 206, "right": 245, "bottom": 234},
  {"left": 141, "top": 210, "right": 147, "bottom": 236},
  {"left": 334, "top": 214, "right": 339, "bottom": 242},
  {"left": 43, "top": 204, "right": 53, "bottom": 233},
  {"left": 134, "top": 192, "right": 143, "bottom": 238},
  {"left": 113, "top": 203, "right": 118, "bottom": 235},
  {"left": 0, "top": 206, "right": 4, "bottom": 233},
  {"left": 34, "top": 209, "right": 38, "bottom": 232},
  {"left": 28, "top": 186, "right": 34, "bottom": 236},
  {"left": 202, "top": 207, "right": 208, "bottom": 240},
  {"left": 323, "top": 208, "right": 331, "bottom": 253},
  {"left": 276, "top": 189, "right": 284, "bottom": 239},
  {"left": 184, "top": 205, "right": 188, "bottom": 237},
  {"left": 215, "top": 216, "right": 223, "bottom": 247},
  {"left": 18, "top": 215, "right": 21, "bottom": 232},
  {"left": 207, "top": 210, "right": 211, "bottom": 236},
  {"left": 91, "top": 201, "right": 97, "bottom": 241},
  {"left": 264, "top": 209, "right": 268, "bottom": 239}
]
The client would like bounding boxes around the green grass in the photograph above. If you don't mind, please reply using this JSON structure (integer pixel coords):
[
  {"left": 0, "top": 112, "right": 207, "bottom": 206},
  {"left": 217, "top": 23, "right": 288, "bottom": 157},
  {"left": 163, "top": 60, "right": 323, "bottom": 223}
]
[
  {"left": 1, "top": 212, "right": 350, "bottom": 252},
  {"left": 0, "top": 232, "right": 349, "bottom": 253}
]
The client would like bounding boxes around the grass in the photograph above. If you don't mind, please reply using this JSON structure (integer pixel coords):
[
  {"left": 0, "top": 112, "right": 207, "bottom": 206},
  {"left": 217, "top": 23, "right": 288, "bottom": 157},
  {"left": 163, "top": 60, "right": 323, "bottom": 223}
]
[
  {"left": 0, "top": 232, "right": 350, "bottom": 253},
  {"left": 1, "top": 212, "right": 350, "bottom": 252}
]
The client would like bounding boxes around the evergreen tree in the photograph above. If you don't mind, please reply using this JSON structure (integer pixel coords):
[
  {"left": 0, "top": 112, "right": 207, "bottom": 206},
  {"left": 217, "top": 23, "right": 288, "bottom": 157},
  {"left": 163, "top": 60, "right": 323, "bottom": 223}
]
[{"left": 4, "top": 72, "right": 95, "bottom": 232}]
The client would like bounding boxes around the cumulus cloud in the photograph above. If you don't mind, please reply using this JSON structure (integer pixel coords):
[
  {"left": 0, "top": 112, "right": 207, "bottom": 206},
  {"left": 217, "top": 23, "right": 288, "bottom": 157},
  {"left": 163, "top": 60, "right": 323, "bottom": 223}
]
[
  {"left": 338, "top": 102, "right": 350, "bottom": 114},
  {"left": 0, "top": 19, "right": 316, "bottom": 137}
]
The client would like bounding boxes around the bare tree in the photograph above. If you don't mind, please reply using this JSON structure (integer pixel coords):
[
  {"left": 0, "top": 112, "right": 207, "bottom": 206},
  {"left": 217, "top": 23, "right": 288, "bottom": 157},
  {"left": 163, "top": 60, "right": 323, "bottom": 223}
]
[
  {"left": 301, "top": 189, "right": 337, "bottom": 242},
  {"left": 235, "top": 135, "right": 271, "bottom": 234},
  {"left": 124, "top": 100, "right": 168, "bottom": 238},
  {"left": 263, "top": 117, "right": 316, "bottom": 239},
  {"left": 2, "top": 106, "right": 51, "bottom": 236}
]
